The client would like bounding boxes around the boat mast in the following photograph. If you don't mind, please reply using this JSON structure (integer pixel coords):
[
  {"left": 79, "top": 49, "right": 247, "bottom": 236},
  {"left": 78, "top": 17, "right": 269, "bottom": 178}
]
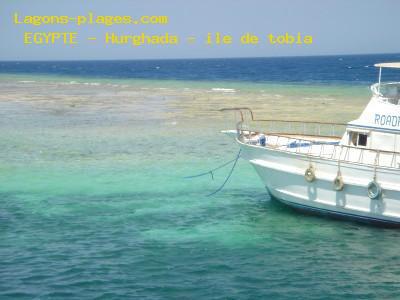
[{"left": 378, "top": 67, "right": 382, "bottom": 94}]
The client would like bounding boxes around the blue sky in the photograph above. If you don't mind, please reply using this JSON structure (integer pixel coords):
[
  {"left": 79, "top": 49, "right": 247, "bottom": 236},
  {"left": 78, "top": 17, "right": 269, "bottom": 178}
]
[{"left": 0, "top": 0, "right": 399, "bottom": 60}]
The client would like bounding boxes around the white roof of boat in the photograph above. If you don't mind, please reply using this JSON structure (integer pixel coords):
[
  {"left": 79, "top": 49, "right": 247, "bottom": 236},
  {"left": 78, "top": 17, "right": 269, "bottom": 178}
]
[{"left": 374, "top": 62, "right": 400, "bottom": 68}]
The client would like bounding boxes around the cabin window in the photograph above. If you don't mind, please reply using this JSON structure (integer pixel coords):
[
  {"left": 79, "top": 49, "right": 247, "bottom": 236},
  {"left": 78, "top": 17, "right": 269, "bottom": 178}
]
[
  {"left": 349, "top": 131, "right": 368, "bottom": 147},
  {"left": 358, "top": 134, "right": 368, "bottom": 146}
]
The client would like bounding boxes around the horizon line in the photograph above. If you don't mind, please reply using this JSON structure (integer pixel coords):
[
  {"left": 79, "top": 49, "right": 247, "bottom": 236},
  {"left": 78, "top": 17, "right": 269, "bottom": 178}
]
[{"left": 1, "top": 52, "right": 400, "bottom": 63}]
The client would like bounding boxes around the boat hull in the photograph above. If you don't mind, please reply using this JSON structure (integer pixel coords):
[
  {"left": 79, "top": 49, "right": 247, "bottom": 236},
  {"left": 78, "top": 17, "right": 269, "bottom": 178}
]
[
  {"left": 239, "top": 140, "right": 400, "bottom": 226},
  {"left": 275, "top": 197, "right": 400, "bottom": 227}
]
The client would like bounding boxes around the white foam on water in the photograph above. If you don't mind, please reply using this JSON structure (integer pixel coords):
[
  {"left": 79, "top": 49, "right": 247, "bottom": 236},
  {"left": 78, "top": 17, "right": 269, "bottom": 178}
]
[
  {"left": 211, "top": 88, "right": 236, "bottom": 93},
  {"left": 83, "top": 82, "right": 101, "bottom": 86}
]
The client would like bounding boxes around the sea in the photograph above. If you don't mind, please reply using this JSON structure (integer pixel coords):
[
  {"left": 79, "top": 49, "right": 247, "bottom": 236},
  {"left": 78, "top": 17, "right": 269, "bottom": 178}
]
[{"left": 1, "top": 53, "right": 400, "bottom": 299}]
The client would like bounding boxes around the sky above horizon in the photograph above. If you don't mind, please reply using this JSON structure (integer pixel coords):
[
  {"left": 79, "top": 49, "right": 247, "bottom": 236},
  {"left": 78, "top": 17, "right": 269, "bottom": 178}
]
[{"left": 0, "top": 0, "right": 399, "bottom": 61}]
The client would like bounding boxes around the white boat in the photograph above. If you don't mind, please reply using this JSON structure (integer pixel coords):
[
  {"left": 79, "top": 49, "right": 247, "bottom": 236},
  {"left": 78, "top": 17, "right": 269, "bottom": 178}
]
[{"left": 222, "top": 62, "right": 400, "bottom": 226}]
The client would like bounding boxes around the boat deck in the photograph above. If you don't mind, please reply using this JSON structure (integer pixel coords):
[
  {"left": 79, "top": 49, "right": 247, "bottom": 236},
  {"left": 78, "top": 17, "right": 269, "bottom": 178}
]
[{"left": 240, "top": 131, "right": 400, "bottom": 169}]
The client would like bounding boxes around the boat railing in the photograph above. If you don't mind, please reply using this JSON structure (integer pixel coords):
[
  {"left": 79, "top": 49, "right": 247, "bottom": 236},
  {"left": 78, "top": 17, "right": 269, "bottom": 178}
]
[
  {"left": 247, "top": 119, "right": 346, "bottom": 138},
  {"left": 240, "top": 131, "right": 400, "bottom": 169},
  {"left": 220, "top": 107, "right": 400, "bottom": 168},
  {"left": 220, "top": 107, "right": 347, "bottom": 138}
]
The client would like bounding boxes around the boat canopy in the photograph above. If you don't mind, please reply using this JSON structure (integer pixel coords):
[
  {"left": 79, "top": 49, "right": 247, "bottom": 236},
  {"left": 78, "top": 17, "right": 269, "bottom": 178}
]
[
  {"left": 374, "top": 62, "right": 400, "bottom": 87},
  {"left": 374, "top": 62, "right": 400, "bottom": 69}
]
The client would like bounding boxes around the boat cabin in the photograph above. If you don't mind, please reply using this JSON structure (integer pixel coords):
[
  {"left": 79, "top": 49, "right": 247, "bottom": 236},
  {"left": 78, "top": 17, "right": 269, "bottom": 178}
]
[{"left": 343, "top": 62, "right": 400, "bottom": 153}]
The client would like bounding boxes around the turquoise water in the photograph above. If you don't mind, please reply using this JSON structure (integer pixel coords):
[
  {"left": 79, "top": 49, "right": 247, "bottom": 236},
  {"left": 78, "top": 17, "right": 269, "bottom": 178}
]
[{"left": 1, "top": 73, "right": 400, "bottom": 299}]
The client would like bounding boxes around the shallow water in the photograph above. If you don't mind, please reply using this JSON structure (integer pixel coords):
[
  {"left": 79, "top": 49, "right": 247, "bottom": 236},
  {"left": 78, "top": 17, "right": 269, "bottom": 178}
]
[{"left": 1, "top": 70, "right": 400, "bottom": 299}]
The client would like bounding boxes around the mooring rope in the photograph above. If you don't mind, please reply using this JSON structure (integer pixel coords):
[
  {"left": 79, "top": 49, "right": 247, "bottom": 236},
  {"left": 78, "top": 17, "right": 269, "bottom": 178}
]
[
  {"left": 184, "top": 149, "right": 242, "bottom": 196},
  {"left": 184, "top": 151, "right": 240, "bottom": 179}
]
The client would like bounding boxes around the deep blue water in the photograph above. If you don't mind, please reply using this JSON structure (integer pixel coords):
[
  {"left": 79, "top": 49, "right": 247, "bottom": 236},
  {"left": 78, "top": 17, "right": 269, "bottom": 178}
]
[{"left": 1, "top": 53, "right": 400, "bottom": 84}]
